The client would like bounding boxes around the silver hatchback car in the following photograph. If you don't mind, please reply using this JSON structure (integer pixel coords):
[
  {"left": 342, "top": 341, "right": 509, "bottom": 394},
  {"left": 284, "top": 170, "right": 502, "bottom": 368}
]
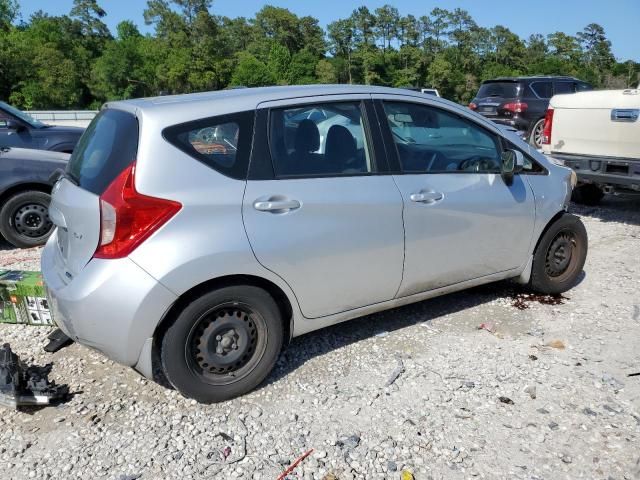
[{"left": 42, "top": 85, "right": 587, "bottom": 403}]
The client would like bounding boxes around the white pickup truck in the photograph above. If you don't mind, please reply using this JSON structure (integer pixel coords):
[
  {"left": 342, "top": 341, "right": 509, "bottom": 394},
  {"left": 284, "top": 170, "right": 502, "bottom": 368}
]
[{"left": 541, "top": 89, "right": 640, "bottom": 204}]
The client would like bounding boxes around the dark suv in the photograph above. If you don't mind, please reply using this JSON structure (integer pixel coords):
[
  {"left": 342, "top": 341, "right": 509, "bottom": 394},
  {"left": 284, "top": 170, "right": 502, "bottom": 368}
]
[
  {"left": 469, "top": 76, "right": 592, "bottom": 148},
  {"left": 0, "top": 101, "right": 84, "bottom": 153}
]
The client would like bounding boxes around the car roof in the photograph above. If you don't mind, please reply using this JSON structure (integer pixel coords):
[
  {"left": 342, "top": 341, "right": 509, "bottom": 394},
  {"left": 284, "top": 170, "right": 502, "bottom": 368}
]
[
  {"left": 104, "top": 84, "right": 469, "bottom": 128},
  {"left": 483, "top": 76, "right": 583, "bottom": 83},
  {"left": 109, "top": 84, "right": 403, "bottom": 111}
]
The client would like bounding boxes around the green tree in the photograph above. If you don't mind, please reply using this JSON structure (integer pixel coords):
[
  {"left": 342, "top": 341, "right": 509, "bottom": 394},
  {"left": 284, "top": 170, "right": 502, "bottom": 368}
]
[
  {"left": 231, "top": 51, "right": 275, "bottom": 87},
  {"left": 0, "top": 0, "right": 19, "bottom": 29}
]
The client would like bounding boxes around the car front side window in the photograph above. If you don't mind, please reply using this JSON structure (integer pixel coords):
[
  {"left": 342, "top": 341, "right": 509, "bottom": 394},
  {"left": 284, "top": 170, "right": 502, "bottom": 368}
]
[{"left": 382, "top": 101, "right": 502, "bottom": 174}]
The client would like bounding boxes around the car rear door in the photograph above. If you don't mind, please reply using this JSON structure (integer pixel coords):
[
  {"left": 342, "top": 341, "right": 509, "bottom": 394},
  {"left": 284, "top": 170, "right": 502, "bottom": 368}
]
[
  {"left": 373, "top": 95, "right": 536, "bottom": 297},
  {"left": 242, "top": 96, "right": 404, "bottom": 319},
  {"left": 47, "top": 108, "right": 138, "bottom": 279}
]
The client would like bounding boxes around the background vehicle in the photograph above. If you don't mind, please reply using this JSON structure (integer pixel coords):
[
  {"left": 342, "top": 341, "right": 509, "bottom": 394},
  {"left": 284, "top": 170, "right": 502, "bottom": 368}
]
[
  {"left": 0, "top": 101, "right": 84, "bottom": 153},
  {"left": 42, "top": 85, "right": 586, "bottom": 403},
  {"left": 542, "top": 89, "right": 640, "bottom": 205},
  {"left": 402, "top": 87, "right": 441, "bottom": 97},
  {"left": 469, "top": 76, "right": 592, "bottom": 148},
  {"left": 0, "top": 147, "right": 69, "bottom": 248}
]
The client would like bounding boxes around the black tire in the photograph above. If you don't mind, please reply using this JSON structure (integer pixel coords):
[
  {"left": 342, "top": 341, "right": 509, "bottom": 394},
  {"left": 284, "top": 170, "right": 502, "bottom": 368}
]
[
  {"left": 528, "top": 118, "right": 545, "bottom": 149},
  {"left": 530, "top": 213, "right": 587, "bottom": 294},
  {"left": 571, "top": 184, "right": 604, "bottom": 206},
  {"left": 0, "top": 190, "right": 53, "bottom": 248},
  {"left": 161, "top": 285, "right": 284, "bottom": 403}
]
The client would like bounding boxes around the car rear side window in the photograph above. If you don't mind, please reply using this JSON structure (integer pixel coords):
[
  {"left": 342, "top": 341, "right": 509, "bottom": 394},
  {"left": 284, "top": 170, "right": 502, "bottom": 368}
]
[
  {"left": 163, "top": 110, "right": 254, "bottom": 180},
  {"left": 66, "top": 109, "right": 139, "bottom": 195},
  {"left": 268, "top": 102, "right": 374, "bottom": 178},
  {"left": 554, "top": 82, "right": 574, "bottom": 94},
  {"left": 530, "top": 81, "right": 553, "bottom": 98}
]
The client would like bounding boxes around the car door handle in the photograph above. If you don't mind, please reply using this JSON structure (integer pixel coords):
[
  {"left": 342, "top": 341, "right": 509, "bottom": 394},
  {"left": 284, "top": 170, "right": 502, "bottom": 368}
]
[
  {"left": 611, "top": 108, "right": 639, "bottom": 122},
  {"left": 253, "top": 199, "right": 301, "bottom": 212},
  {"left": 410, "top": 191, "right": 444, "bottom": 204}
]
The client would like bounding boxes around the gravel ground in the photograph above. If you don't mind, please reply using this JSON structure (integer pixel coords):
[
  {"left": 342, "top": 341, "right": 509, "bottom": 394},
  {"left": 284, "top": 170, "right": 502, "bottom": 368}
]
[{"left": 1, "top": 197, "right": 639, "bottom": 480}]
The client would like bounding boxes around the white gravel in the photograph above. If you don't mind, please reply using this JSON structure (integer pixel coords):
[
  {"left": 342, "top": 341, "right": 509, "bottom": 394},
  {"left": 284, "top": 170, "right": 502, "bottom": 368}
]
[{"left": 1, "top": 197, "right": 639, "bottom": 479}]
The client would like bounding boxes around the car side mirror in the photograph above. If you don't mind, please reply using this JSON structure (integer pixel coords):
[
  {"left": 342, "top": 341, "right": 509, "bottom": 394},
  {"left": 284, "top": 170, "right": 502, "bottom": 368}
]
[
  {"left": 501, "top": 149, "right": 524, "bottom": 185},
  {"left": 5, "top": 119, "right": 24, "bottom": 131}
]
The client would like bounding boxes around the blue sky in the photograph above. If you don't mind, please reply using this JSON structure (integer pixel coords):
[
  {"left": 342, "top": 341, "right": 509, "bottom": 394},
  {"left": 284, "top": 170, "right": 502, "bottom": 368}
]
[{"left": 18, "top": 0, "right": 640, "bottom": 61}]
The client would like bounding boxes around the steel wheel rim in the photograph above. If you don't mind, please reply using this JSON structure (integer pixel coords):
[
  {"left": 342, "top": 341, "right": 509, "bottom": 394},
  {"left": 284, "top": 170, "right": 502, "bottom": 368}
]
[
  {"left": 545, "top": 230, "right": 577, "bottom": 279},
  {"left": 533, "top": 120, "right": 545, "bottom": 148},
  {"left": 12, "top": 202, "right": 52, "bottom": 239},
  {"left": 185, "top": 302, "right": 267, "bottom": 386}
]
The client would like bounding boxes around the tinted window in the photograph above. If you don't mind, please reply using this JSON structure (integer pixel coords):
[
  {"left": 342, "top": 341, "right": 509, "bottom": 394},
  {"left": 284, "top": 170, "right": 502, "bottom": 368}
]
[
  {"left": 269, "top": 102, "right": 373, "bottom": 177},
  {"left": 476, "top": 82, "right": 519, "bottom": 98},
  {"left": 163, "top": 110, "right": 254, "bottom": 180},
  {"left": 554, "top": 82, "right": 574, "bottom": 94},
  {"left": 576, "top": 82, "right": 592, "bottom": 92},
  {"left": 66, "top": 109, "right": 138, "bottom": 195},
  {"left": 383, "top": 102, "right": 502, "bottom": 173},
  {"left": 0, "top": 101, "right": 44, "bottom": 128},
  {"left": 530, "top": 81, "right": 553, "bottom": 98}
]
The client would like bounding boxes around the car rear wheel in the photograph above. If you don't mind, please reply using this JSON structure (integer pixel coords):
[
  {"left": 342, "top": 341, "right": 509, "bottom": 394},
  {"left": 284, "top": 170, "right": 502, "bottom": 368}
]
[
  {"left": 528, "top": 118, "right": 545, "bottom": 149},
  {"left": 529, "top": 214, "right": 587, "bottom": 294},
  {"left": 571, "top": 184, "right": 604, "bottom": 206},
  {"left": 161, "top": 285, "right": 284, "bottom": 403},
  {"left": 0, "top": 190, "right": 54, "bottom": 248}
]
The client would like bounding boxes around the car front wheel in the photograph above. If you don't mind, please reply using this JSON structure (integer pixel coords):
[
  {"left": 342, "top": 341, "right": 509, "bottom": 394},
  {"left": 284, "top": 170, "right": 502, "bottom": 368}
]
[
  {"left": 0, "top": 190, "right": 54, "bottom": 248},
  {"left": 529, "top": 213, "right": 587, "bottom": 294},
  {"left": 161, "top": 285, "right": 284, "bottom": 403}
]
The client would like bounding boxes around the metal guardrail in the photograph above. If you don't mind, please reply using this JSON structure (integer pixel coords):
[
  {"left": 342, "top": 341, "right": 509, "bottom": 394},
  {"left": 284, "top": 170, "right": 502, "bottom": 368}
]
[{"left": 25, "top": 110, "right": 98, "bottom": 121}]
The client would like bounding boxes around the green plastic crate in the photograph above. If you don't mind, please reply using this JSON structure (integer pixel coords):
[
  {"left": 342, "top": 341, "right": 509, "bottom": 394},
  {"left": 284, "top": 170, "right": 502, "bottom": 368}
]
[{"left": 0, "top": 270, "right": 52, "bottom": 326}]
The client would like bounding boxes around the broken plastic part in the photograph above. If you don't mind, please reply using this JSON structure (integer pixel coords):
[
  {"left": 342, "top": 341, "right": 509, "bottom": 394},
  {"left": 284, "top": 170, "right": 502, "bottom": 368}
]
[{"left": 0, "top": 343, "right": 69, "bottom": 409}]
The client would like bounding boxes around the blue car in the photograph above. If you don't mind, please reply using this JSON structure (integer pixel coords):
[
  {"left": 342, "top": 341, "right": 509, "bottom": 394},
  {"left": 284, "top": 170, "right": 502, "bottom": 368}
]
[{"left": 0, "top": 101, "right": 84, "bottom": 153}]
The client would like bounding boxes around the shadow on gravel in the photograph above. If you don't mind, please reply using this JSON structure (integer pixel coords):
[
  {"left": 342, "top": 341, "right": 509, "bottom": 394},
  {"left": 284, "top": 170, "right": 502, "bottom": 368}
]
[
  {"left": 570, "top": 196, "right": 640, "bottom": 226},
  {"left": 265, "top": 281, "right": 524, "bottom": 386},
  {"left": 0, "top": 238, "right": 13, "bottom": 251}
]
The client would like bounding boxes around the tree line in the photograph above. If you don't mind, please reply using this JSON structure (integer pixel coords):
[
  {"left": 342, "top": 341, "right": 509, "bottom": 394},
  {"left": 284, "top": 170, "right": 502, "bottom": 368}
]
[{"left": 0, "top": 0, "right": 637, "bottom": 109}]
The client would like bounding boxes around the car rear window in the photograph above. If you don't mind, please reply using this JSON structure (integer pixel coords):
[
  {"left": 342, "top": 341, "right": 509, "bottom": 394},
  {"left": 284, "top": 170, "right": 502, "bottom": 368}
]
[
  {"left": 66, "top": 109, "right": 138, "bottom": 195},
  {"left": 476, "top": 82, "right": 520, "bottom": 99}
]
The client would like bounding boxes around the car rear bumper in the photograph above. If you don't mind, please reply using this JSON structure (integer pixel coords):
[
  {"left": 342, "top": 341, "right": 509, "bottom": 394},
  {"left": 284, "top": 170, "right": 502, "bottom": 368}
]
[
  {"left": 549, "top": 152, "right": 640, "bottom": 191},
  {"left": 41, "top": 236, "right": 178, "bottom": 369}
]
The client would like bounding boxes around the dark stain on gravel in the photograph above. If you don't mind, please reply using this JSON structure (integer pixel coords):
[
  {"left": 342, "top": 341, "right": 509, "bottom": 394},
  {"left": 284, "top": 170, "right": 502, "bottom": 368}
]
[{"left": 511, "top": 292, "right": 568, "bottom": 310}]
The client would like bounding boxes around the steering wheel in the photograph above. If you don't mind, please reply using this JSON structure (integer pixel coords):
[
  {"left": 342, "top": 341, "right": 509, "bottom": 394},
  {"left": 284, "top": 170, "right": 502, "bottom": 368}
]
[{"left": 459, "top": 156, "right": 496, "bottom": 172}]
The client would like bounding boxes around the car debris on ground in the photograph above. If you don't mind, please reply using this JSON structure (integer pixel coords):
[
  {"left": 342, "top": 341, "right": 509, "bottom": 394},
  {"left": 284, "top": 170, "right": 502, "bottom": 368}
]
[{"left": 0, "top": 343, "right": 68, "bottom": 408}]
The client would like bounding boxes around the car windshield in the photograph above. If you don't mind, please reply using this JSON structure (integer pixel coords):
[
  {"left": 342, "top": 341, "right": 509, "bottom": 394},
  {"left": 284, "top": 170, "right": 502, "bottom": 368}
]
[
  {"left": 0, "top": 101, "right": 46, "bottom": 128},
  {"left": 476, "top": 82, "right": 520, "bottom": 98}
]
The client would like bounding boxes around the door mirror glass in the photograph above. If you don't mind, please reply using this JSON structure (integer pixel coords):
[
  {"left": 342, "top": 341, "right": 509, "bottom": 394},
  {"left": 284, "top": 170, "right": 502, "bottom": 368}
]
[{"left": 501, "top": 149, "right": 524, "bottom": 184}]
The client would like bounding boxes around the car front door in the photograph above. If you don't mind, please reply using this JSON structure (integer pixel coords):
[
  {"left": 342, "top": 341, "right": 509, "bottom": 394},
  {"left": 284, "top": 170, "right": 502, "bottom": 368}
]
[
  {"left": 0, "top": 116, "right": 32, "bottom": 148},
  {"left": 374, "top": 96, "right": 536, "bottom": 297},
  {"left": 242, "top": 96, "right": 405, "bottom": 319}
]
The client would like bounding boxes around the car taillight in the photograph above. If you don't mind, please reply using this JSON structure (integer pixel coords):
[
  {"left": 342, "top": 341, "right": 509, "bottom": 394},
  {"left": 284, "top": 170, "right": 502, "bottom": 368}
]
[
  {"left": 468, "top": 102, "right": 477, "bottom": 110},
  {"left": 93, "top": 162, "right": 181, "bottom": 259},
  {"left": 503, "top": 102, "right": 528, "bottom": 113},
  {"left": 542, "top": 108, "right": 554, "bottom": 145}
]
